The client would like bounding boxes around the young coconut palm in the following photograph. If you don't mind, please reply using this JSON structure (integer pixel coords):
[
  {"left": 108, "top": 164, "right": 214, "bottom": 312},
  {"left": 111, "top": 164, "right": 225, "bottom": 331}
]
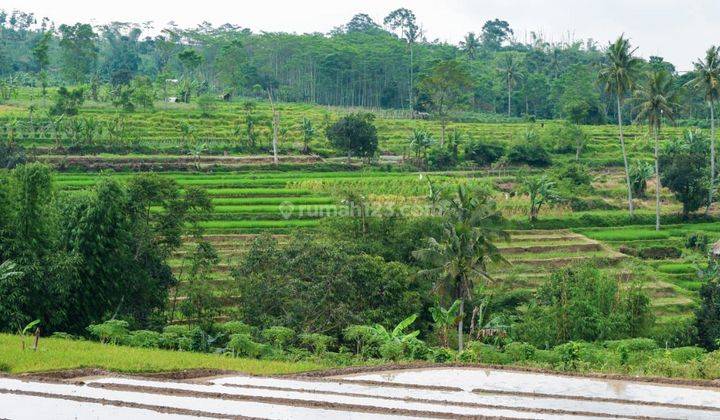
[
  {"left": 687, "top": 46, "right": 720, "bottom": 213},
  {"left": 413, "top": 185, "right": 508, "bottom": 352},
  {"left": 599, "top": 35, "right": 643, "bottom": 216},
  {"left": 633, "top": 70, "right": 681, "bottom": 231}
]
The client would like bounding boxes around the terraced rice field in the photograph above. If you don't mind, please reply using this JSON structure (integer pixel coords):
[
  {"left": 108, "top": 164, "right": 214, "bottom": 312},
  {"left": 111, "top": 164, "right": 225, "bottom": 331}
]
[
  {"left": 3, "top": 95, "right": 685, "bottom": 169},
  {"left": 577, "top": 223, "right": 720, "bottom": 293},
  {"left": 2, "top": 367, "right": 719, "bottom": 419}
]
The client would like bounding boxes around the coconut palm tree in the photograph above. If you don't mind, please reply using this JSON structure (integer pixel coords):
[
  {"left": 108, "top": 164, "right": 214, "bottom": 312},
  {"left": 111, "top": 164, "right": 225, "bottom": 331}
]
[
  {"left": 688, "top": 46, "right": 720, "bottom": 214},
  {"left": 413, "top": 186, "right": 508, "bottom": 351},
  {"left": 599, "top": 35, "right": 642, "bottom": 216},
  {"left": 497, "top": 54, "right": 523, "bottom": 117},
  {"left": 460, "top": 32, "right": 481, "bottom": 60},
  {"left": 634, "top": 70, "right": 681, "bottom": 231}
]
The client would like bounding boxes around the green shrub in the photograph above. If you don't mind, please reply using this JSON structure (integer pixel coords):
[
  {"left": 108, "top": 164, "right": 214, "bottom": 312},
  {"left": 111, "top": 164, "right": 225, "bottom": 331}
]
[
  {"left": 504, "top": 342, "right": 536, "bottom": 361},
  {"left": 427, "top": 146, "right": 457, "bottom": 170},
  {"left": 649, "top": 317, "right": 698, "bottom": 348},
  {"left": 261, "top": 326, "right": 295, "bottom": 349},
  {"left": 404, "top": 336, "right": 430, "bottom": 360},
  {"left": 427, "top": 346, "right": 456, "bottom": 362},
  {"left": 227, "top": 333, "right": 261, "bottom": 358},
  {"left": 603, "top": 338, "right": 658, "bottom": 352},
  {"left": 685, "top": 232, "right": 709, "bottom": 252},
  {"left": 87, "top": 320, "right": 129, "bottom": 344},
  {"left": 637, "top": 246, "right": 682, "bottom": 260},
  {"left": 343, "top": 325, "right": 382, "bottom": 357},
  {"left": 554, "top": 162, "right": 592, "bottom": 186},
  {"left": 507, "top": 141, "right": 551, "bottom": 167},
  {"left": 219, "top": 321, "right": 253, "bottom": 336},
  {"left": 467, "top": 342, "right": 512, "bottom": 364},
  {"left": 299, "top": 333, "right": 335, "bottom": 355},
  {"left": 379, "top": 341, "right": 404, "bottom": 361},
  {"left": 463, "top": 139, "right": 505, "bottom": 165},
  {"left": 555, "top": 341, "right": 582, "bottom": 370},
  {"left": 126, "top": 330, "right": 161, "bottom": 348},
  {"left": 666, "top": 346, "right": 706, "bottom": 363}
]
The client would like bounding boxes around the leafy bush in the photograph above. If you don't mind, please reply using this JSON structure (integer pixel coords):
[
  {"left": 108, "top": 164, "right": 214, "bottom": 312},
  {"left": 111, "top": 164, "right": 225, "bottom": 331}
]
[
  {"left": 504, "top": 341, "right": 536, "bottom": 361},
  {"left": 649, "top": 316, "right": 698, "bottom": 348},
  {"left": 299, "top": 333, "right": 335, "bottom": 355},
  {"left": 261, "top": 326, "right": 295, "bottom": 349},
  {"left": 603, "top": 338, "right": 657, "bottom": 352},
  {"left": 197, "top": 94, "right": 218, "bottom": 117},
  {"left": 49, "top": 87, "right": 84, "bottom": 116},
  {"left": 507, "top": 140, "right": 551, "bottom": 167},
  {"left": 427, "top": 346, "right": 456, "bottom": 362},
  {"left": 227, "top": 333, "right": 261, "bottom": 358},
  {"left": 514, "top": 266, "right": 653, "bottom": 347},
  {"left": 427, "top": 145, "right": 457, "bottom": 170},
  {"left": 547, "top": 121, "right": 586, "bottom": 155},
  {"left": 463, "top": 139, "right": 505, "bottom": 165},
  {"left": 685, "top": 232, "right": 709, "bottom": 252},
  {"left": 87, "top": 320, "right": 129, "bottom": 344},
  {"left": 126, "top": 330, "right": 161, "bottom": 348},
  {"left": 219, "top": 321, "right": 253, "bottom": 336},
  {"left": 343, "top": 325, "right": 382, "bottom": 357},
  {"left": 379, "top": 341, "right": 404, "bottom": 361},
  {"left": 554, "top": 163, "right": 592, "bottom": 187},
  {"left": 637, "top": 246, "right": 681, "bottom": 260}
]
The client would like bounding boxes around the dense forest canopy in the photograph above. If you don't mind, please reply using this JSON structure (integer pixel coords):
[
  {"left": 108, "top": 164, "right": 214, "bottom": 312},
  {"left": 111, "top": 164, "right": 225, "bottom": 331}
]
[{"left": 0, "top": 8, "right": 708, "bottom": 121}]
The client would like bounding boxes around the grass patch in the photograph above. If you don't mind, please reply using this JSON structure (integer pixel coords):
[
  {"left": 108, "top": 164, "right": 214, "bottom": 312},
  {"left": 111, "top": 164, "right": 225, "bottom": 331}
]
[{"left": 0, "top": 333, "right": 326, "bottom": 375}]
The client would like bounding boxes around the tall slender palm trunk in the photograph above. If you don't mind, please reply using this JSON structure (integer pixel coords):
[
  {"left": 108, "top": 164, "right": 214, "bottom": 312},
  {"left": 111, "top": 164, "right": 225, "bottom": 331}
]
[
  {"left": 654, "top": 125, "right": 661, "bottom": 231},
  {"left": 457, "top": 298, "right": 464, "bottom": 352},
  {"left": 507, "top": 80, "right": 512, "bottom": 117},
  {"left": 617, "top": 95, "right": 634, "bottom": 216},
  {"left": 409, "top": 44, "right": 414, "bottom": 111},
  {"left": 708, "top": 102, "right": 716, "bottom": 215}
]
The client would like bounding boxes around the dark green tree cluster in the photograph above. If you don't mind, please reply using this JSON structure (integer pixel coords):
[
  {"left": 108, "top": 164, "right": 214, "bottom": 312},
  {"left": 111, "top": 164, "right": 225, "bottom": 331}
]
[{"left": 0, "top": 164, "right": 211, "bottom": 334}]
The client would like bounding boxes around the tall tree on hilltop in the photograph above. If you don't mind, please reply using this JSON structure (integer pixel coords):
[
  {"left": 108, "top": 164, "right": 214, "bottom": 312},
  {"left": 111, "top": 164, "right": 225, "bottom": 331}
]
[
  {"left": 497, "top": 53, "right": 523, "bottom": 117},
  {"left": 688, "top": 46, "right": 720, "bottom": 214},
  {"left": 58, "top": 23, "right": 99, "bottom": 83},
  {"left": 384, "top": 8, "right": 420, "bottom": 110},
  {"left": 599, "top": 35, "right": 643, "bottom": 216},
  {"left": 634, "top": 70, "right": 681, "bottom": 231},
  {"left": 418, "top": 59, "right": 472, "bottom": 145},
  {"left": 460, "top": 32, "right": 480, "bottom": 60}
]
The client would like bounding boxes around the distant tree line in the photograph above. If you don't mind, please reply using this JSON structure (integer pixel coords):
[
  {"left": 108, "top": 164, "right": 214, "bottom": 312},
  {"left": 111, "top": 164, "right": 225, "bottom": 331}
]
[{"left": 0, "top": 8, "right": 711, "bottom": 120}]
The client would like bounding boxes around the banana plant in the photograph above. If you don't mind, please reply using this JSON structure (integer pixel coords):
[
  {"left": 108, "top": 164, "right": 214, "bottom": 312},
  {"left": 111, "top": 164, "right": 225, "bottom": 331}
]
[
  {"left": 429, "top": 299, "right": 462, "bottom": 348},
  {"left": 369, "top": 314, "right": 420, "bottom": 345},
  {"left": 19, "top": 319, "right": 40, "bottom": 351}
]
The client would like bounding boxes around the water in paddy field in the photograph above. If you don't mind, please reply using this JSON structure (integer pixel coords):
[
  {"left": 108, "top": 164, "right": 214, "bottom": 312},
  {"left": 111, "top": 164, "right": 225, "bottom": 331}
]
[{"left": 1, "top": 367, "right": 719, "bottom": 419}]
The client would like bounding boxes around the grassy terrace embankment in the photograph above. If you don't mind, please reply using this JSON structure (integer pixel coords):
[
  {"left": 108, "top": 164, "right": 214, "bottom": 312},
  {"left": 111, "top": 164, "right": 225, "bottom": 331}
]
[{"left": 0, "top": 333, "right": 326, "bottom": 375}]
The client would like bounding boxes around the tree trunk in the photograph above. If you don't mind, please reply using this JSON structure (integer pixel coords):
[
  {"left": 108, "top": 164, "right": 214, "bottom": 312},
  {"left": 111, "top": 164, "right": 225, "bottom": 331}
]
[
  {"left": 708, "top": 102, "right": 716, "bottom": 215},
  {"left": 654, "top": 124, "right": 661, "bottom": 231},
  {"left": 457, "top": 298, "right": 464, "bottom": 352},
  {"left": 267, "top": 89, "right": 279, "bottom": 166},
  {"left": 272, "top": 111, "right": 279, "bottom": 166},
  {"left": 409, "top": 44, "right": 414, "bottom": 111},
  {"left": 440, "top": 118, "right": 446, "bottom": 147},
  {"left": 507, "top": 80, "right": 512, "bottom": 117},
  {"left": 617, "top": 95, "right": 634, "bottom": 216}
]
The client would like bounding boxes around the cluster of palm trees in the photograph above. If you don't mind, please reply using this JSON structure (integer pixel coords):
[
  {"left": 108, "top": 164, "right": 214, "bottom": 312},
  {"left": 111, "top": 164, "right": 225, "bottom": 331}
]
[{"left": 600, "top": 36, "right": 720, "bottom": 230}]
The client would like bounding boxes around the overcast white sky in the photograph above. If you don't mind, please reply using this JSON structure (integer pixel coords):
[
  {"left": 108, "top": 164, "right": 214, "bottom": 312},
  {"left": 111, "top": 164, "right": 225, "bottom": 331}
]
[{"left": 4, "top": 0, "right": 717, "bottom": 71}]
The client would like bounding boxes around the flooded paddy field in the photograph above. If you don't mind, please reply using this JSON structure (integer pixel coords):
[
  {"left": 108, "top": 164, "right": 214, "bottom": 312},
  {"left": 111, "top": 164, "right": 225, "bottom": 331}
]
[{"left": 2, "top": 366, "right": 719, "bottom": 419}]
